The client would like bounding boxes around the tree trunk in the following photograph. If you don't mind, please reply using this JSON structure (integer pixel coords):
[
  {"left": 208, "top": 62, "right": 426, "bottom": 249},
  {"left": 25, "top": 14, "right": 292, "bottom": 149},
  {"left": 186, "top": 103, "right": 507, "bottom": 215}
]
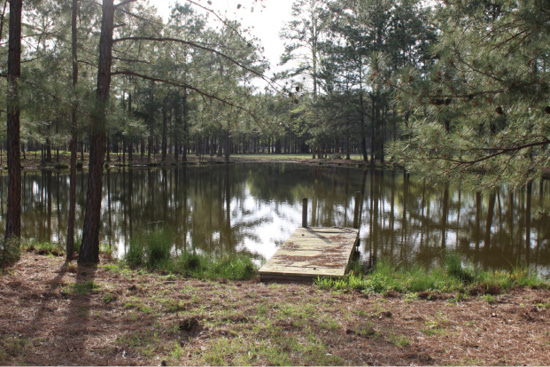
[
  {"left": 78, "top": 0, "right": 114, "bottom": 265},
  {"left": 5, "top": 0, "right": 22, "bottom": 241},
  {"left": 45, "top": 138, "right": 52, "bottom": 162},
  {"left": 161, "top": 104, "right": 167, "bottom": 162},
  {"left": 182, "top": 90, "right": 188, "bottom": 162},
  {"left": 127, "top": 92, "right": 133, "bottom": 162},
  {"left": 359, "top": 92, "right": 368, "bottom": 162},
  {"left": 67, "top": 0, "right": 79, "bottom": 260},
  {"left": 174, "top": 95, "right": 179, "bottom": 162},
  {"left": 224, "top": 129, "right": 231, "bottom": 162}
]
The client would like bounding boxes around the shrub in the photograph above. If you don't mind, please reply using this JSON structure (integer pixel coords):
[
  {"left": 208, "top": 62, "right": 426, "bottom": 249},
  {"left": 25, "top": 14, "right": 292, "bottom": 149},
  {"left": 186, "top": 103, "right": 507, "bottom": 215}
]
[
  {"left": 54, "top": 162, "right": 69, "bottom": 170},
  {"left": 126, "top": 238, "right": 145, "bottom": 267},
  {"left": 444, "top": 253, "right": 475, "bottom": 284},
  {"left": 144, "top": 229, "right": 172, "bottom": 268},
  {"left": 126, "top": 228, "right": 172, "bottom": 268},
  {"left": 209, "top": 254, "right": 256, "bottom": 280},
  {"left": 22, "top": 240, "right": 63, "bottom": 256}
]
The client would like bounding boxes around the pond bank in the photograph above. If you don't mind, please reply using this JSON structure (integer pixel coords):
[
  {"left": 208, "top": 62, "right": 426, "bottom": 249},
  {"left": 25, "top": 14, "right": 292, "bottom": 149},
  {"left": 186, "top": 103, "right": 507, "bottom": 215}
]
[
  {"left": 1, "top": 152, "right": 393, "bottom": 172},
  {"left": 1, "top": 253, "right": 549, "bottom": 365}
]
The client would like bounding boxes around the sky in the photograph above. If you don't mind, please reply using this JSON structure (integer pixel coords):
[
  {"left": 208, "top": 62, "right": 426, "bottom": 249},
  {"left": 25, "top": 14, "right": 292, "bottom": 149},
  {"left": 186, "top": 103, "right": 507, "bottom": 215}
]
[{"left": 150, "top": 0, "right": 296, "bottom": 75}]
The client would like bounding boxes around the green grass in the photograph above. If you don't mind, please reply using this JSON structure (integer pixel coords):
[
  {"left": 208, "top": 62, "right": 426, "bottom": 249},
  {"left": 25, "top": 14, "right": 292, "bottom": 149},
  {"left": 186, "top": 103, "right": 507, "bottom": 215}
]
[
  {"left": 124, "top": 228, "right": 257, "bottom": 280},
  {"left": 72, "top": 280, "right": 100, "bottom": 294},
  {"left": 316, "top": 253, "right": 549, "bottom": 295},
  {"left": 388, "top": 332, "right": 410, "bottom": 348},
  {"left": 199, "top": 328, "right": 342, "bottom": 366},
  {"left": 0, "top": 336, "right": 31, "bottom": 361},
  {"left": 21, "top": 240, "right": 64, "bottom": 257},
  {"left": 167, "top": 251, "right": 256, "bottom": 280},
  {"left": 126, "top": 228, "right": 172, "bottom": 268}
]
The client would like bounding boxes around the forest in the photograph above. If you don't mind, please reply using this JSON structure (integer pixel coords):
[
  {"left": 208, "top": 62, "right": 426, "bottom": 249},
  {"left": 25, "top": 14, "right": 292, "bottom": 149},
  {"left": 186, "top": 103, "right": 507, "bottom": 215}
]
[
  {"left": 1, "top": 1, "right": 550, "bottom": 365},
  {"left": 1, "top": 0, "right": 549, "bottom": 264}
]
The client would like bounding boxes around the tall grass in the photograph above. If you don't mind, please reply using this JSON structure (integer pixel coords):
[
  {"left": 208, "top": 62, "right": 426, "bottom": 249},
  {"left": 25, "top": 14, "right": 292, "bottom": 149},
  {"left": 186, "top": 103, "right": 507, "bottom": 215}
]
[
  {"left": 172, "top": 252, "right": 257, "bottom": 280},
  {"left": 316, "top": 253, "right": 548, "bottom": 294},
  {"left": 21, "top": 240, "right": 63, "bottom": 256},
  {"left": 124, "top": 228, "right": 257, "bottom": 280}
]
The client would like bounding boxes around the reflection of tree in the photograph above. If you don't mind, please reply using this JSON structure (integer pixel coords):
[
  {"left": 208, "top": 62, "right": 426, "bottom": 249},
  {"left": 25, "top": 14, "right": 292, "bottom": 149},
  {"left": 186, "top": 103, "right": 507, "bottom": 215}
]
[
  {"left": 1, "top": 164, "right": 548, "bottom": 271},
  {"left": 360, "top": 169, "right": 550, "bottom": 271}
]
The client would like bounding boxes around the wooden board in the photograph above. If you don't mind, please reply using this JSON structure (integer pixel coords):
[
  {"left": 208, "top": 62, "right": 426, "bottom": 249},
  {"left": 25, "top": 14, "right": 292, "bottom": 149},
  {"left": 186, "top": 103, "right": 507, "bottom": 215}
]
[{"left": 259, "top": 227, "right": 359, "bottom": 282}]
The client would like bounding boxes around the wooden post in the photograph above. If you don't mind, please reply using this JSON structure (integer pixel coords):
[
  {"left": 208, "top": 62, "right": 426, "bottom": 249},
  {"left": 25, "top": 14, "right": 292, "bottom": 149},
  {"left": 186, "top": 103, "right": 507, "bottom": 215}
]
[
  {"left": 353, "top": 191, "right": 361, "bottom": 228},
  {"left": 302, "top": 198, "right": 308, "bottom": 228}
]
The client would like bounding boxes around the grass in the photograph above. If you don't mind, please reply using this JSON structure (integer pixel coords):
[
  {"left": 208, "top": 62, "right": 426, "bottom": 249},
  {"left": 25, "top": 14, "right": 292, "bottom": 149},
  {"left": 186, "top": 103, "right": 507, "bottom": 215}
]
[
  {"left": 316, "top": 253, "right": 549, "bottom": 295},
  {"left": 21, "top": 240, "right": 64, "bottom": 257},
  {"left": 0, "top": 336, "right": 31, "bottom": 360},
  {"left": 5, "top": 250, "right": 550, "bottom": 366},
  {"left": 200, "top": 329, "right": 343, "bottom": 366},
  {"left": 72, "top": 280, "right": 100, "bottom": 294},
  {"left": 124, "top": 228, "right": 257, "bottom": 280},
  {"left": 388, "top": 331, "right": 410, "bottom": 348}
]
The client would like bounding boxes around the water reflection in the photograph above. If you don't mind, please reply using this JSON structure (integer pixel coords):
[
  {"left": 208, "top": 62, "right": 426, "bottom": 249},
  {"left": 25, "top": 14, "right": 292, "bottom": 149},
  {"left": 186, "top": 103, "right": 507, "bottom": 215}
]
[{"left": 1, "top": 164, "right": 549, "bottom": 273}]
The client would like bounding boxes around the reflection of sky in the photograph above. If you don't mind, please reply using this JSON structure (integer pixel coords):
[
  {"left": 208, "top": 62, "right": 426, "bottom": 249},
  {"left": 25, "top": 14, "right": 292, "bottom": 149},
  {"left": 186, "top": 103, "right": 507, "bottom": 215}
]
[
  {"left": 3, "top": 165, "right": 550, "bottom": 274},
  {"left": 235, "top": 186, "right": 301, "bottom": 262}
]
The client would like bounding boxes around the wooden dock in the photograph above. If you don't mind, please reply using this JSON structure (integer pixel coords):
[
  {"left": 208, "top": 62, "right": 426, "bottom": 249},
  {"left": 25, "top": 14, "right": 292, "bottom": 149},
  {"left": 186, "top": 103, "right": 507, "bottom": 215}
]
[{"left": 259, "top": 227, "right": 359, "bottom": 282}]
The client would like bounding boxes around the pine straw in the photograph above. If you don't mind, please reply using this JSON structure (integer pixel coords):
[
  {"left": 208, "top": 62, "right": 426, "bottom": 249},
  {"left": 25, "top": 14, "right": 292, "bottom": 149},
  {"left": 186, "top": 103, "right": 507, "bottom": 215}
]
[{"left": 1, "top": 253, "right": 549, "bottom": 366}]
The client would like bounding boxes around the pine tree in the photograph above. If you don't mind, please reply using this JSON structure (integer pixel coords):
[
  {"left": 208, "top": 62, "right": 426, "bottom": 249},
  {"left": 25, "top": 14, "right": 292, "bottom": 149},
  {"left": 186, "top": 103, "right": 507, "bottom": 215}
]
[{"left": 392, "top": 0, "right": 550, "bottom": 189}]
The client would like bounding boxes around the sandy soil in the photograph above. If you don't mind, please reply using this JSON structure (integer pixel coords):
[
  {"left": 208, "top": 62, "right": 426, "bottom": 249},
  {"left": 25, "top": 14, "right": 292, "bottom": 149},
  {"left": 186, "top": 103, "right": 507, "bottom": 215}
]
[{"left": 1, "top": 253, "right": 549, "bottom": 366}]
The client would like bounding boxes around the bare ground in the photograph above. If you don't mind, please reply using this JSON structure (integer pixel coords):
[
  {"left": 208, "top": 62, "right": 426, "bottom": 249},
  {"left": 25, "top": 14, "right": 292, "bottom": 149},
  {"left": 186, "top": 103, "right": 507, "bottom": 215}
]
[{"left": 1, "top": 253, "right": 549, "bottom": 366}]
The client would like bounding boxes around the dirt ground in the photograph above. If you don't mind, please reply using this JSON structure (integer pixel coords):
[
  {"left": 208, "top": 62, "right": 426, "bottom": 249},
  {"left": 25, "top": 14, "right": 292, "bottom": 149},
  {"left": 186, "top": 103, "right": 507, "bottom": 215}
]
[{"left": 1, "top": 253, "right": 549, "bottom": 366}]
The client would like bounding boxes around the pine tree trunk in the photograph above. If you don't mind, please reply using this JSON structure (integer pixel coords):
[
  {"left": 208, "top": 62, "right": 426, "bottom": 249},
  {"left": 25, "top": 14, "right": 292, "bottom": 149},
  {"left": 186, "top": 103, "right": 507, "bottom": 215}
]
[
  {"left": 46, "top": 138, "right": 52, "bottom": 162},
  {"left": 148, "top": 135, "right": 153, "bottom": 162},
  {"left": 5, "top": 0, "right": 22, "bottom": 241},
  {"left": 67, "top": 0, "right": 79, "bottom": 260},
  {"left": 78, "top": 0, "right": 114, "bottom": 265},
  {"left": 224, "top": 129, "right": 231, "bottom": 162},
  {"left": 370, "top": 96, "right": 377, "bottom": 165},
  {"left": 161, "top": 103, "right": 167, "bottom": 162},
  {"left": 182, "top": 90, "right": 188, "bottom": 162}
]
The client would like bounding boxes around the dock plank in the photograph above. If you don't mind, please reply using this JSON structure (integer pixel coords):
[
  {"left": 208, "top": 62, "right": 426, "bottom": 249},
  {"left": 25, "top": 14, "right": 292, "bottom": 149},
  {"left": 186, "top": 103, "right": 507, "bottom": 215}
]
[{"left": 259, "top": 227, "right": 359, "bottom": 282}]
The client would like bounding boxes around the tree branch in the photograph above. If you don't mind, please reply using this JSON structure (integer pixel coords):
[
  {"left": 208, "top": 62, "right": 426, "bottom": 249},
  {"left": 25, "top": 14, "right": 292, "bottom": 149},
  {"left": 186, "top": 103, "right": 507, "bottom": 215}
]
[
  {"left": 112, "top": 69, "right": 237, "bottom": 110},
  {"left": 184, "top": 0, "right": 250, "bottom": 46},
  {"left": 112, "top": 56, "right": 150, "bottom": 64},
  {"left": 114, "top": 0, "right": 136, "bottom": 10},
  {"left": 113, "top": 36, "right": 277, "bottom": 90},
  {"left": 111, "top": 69, "right": 276, "bottom": 134},
  {"left": 450, "top": 139, "right": 550, "bottom": 165}
]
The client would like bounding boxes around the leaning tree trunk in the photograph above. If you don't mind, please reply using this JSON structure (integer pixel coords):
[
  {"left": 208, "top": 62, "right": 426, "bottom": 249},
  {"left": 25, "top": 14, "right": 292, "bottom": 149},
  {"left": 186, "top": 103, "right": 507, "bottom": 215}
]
[
  {"left": 78, "top": 0, "right": 114, "bottom": 265},
  {"left": 5, "top": 0, "right": 23, "bottom": 241},
  {"left": 67, "top": 0, "right": 79, "bottom": 260}
]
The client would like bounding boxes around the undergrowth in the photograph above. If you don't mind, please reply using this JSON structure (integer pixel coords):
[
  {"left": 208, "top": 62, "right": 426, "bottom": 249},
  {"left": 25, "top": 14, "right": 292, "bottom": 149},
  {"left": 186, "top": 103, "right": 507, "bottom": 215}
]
[
  {"left": 21, "top": 240, "right": 64, "bottom": 257},
  {"left": 316, "top": 253, "right": 548, "bottom": 294},
  {"left": 125, "top": 228, "right": 257, "bottom": 280}
]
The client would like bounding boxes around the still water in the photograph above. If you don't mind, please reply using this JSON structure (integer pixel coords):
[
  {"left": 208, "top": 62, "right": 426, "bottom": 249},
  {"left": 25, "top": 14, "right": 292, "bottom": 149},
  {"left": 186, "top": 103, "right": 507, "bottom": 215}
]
[{"left": 1, "top": 163, "right": 549, "bottom": 273}]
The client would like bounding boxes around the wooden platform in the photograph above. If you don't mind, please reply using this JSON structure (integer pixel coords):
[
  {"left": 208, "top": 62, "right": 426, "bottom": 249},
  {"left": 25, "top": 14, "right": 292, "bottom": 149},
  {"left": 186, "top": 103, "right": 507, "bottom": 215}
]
[{"left": 259, "top": 227, "right": 359, "bottom": 282}]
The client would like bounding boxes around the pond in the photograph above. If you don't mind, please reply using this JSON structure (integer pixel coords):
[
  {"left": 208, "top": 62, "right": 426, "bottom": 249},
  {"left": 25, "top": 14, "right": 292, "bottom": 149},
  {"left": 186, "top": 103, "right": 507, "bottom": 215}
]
[{"left": 1, "top": 163, "right": 549, "bottom": 274}]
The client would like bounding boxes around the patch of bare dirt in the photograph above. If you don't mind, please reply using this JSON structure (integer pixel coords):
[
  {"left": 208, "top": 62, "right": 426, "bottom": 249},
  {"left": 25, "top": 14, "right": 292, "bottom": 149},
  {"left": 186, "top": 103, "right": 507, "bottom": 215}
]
[{"left": 1, "top": 253, "right": 549, "bottom": 365}]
